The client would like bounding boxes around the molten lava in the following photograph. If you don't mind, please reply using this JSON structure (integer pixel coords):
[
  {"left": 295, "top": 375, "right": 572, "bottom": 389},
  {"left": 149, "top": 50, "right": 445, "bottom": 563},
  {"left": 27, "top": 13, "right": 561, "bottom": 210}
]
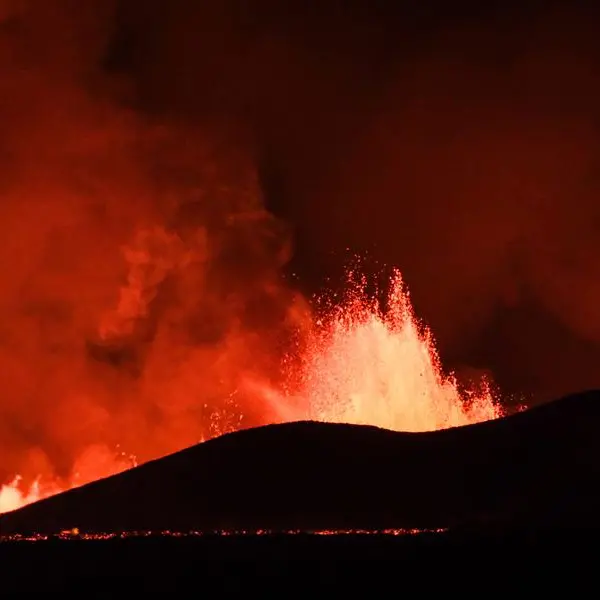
[
  {"left": 258, "top": 269, "right": 501, "bottom": 429},
  {"left": 0, "top": 445, "right": 136, "bottom": 514},
  {"left": 0, "top": 268, "right": 502, "bottom": 515}
]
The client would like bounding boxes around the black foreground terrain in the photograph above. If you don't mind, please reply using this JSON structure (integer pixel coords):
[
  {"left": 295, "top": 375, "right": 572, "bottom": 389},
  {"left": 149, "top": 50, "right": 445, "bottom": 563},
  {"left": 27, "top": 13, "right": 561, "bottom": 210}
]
[{"left": 1, "top": 390, "right": 600, "bottom": 589}]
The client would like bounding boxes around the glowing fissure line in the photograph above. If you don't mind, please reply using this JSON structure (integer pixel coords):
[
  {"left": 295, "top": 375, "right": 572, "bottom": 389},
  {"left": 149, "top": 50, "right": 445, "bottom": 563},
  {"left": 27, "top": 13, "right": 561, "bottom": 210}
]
[{"left": 1, "top": 527, "right": 449, "bottom": 542}]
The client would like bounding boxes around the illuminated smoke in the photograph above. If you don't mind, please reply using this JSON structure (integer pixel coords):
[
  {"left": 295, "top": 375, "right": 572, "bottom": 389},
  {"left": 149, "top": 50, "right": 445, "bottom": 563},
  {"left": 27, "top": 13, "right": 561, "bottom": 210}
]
[
  {"left": 1, "top": 1, "right": 596, "bottom": 516},
  {"left": 0, "top": 1, "right": 305, "bottom": 497}
]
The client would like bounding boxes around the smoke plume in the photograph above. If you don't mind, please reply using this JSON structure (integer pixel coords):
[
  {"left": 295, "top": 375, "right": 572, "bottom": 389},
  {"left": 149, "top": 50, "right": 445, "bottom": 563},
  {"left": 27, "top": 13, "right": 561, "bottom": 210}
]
[
  {"left": 0, "top": 0, "right": 309, "bottom": 484},
  {"left": 118, "top": 1, "right": 600, "bottom": 402},
  {"left": 1, "top": 0, "right": 600, "bottom": 485}
]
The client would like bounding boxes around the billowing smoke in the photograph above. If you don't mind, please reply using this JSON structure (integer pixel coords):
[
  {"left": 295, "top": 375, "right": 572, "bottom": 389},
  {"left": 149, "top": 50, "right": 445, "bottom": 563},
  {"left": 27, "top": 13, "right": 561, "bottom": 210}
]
[
  {"left": 117, "top": 1, "right": 600, "bottom": 403},
  {"left": 1, "top": 0, "right": 599, "bottom": 487},
  {"left": 0, "top": 0, "right": 310, "bottom": 485}
]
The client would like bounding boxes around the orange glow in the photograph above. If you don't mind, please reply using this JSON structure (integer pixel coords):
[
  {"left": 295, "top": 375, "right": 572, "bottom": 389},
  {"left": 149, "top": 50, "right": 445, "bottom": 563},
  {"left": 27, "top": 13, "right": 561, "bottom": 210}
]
[
  {"left": 255, "top": 269, "right": 502, "bottom": 429},
  {"left": 0, "top": 446, "right": 136, "bottom": 514},
  {"left": 0, "top": 267, "right": 502, "bottom": 516},
  {"left": 2, "top": 528, "right": 448, "bottom": 541}
]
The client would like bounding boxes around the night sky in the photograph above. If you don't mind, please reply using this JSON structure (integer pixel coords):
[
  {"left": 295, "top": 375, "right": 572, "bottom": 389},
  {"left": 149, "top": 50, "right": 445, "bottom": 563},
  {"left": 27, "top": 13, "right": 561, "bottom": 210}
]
[{"left": 106, "top": 0, "right": 600, "bottom": 402}]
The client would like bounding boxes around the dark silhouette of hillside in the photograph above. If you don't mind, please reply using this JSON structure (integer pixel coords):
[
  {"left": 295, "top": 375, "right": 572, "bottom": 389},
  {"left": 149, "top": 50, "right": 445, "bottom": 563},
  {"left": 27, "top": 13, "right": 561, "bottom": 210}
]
[{"left": 2, "top": 389, "right": 600, "bottom": 536}]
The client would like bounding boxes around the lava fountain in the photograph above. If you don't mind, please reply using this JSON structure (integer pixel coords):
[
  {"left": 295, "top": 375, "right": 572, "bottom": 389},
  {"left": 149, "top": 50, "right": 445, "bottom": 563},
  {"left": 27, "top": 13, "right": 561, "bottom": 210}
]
[
  {"left": 254, "top": 268, "right": 502, "bottom": 430},
  {"left": 0, "top": 268, "right": 503, "bottom": 514}
]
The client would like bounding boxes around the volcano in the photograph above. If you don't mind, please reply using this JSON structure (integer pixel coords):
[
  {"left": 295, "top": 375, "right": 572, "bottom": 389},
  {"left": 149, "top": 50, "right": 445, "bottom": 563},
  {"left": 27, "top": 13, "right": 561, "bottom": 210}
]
[{"left": 1, "top": 389, "right": 599, "bottom": 537}]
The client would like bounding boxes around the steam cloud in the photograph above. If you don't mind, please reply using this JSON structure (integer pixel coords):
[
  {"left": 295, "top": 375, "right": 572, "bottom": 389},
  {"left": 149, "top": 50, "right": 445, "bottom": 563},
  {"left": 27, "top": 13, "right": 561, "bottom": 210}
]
[{"left": 0, "top": 1, "right": 599, "bottom": 484}]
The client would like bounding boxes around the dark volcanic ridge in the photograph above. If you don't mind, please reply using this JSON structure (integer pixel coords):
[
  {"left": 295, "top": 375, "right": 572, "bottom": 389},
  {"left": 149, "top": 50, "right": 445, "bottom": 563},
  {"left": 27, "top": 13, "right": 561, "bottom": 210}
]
[{"left": 2, "top": 390, "right": 600, "bottom": 536}]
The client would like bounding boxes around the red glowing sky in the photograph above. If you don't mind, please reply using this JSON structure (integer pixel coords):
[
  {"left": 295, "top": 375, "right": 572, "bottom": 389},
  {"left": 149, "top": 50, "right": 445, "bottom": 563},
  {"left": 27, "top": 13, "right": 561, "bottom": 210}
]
[{"left": 0, "top": 0, "right": 599, "bottom": 509}]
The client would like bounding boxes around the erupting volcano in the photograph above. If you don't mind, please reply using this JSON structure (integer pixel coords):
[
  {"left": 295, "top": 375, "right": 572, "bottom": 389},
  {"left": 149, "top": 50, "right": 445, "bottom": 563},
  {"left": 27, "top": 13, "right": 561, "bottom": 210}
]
[
  {"left": 0, "top": 266, "right": 503, "bottom": 515},
  {"left": 3, "top": 2, "right": 600, "bottom": 589}
]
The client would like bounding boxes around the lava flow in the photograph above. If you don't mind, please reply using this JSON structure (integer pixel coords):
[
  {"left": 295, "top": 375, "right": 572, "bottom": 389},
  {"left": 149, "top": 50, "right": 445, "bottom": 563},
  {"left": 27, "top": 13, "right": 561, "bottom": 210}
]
[{"left": 0, "top": 268, "right": 503, "bottom": 515}]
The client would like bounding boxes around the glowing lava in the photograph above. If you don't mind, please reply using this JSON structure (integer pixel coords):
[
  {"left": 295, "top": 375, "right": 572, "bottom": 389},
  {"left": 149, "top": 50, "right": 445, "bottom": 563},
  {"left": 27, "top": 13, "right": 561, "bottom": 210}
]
[
  {"left": 296, "top": 269, "right": 502, "bottom": 429},
  {"left": 0, "top": 268, "right": 503, "bottom": 515},
  {"left": 0, "top": 445, "right": 136, "bottom": 514}
]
